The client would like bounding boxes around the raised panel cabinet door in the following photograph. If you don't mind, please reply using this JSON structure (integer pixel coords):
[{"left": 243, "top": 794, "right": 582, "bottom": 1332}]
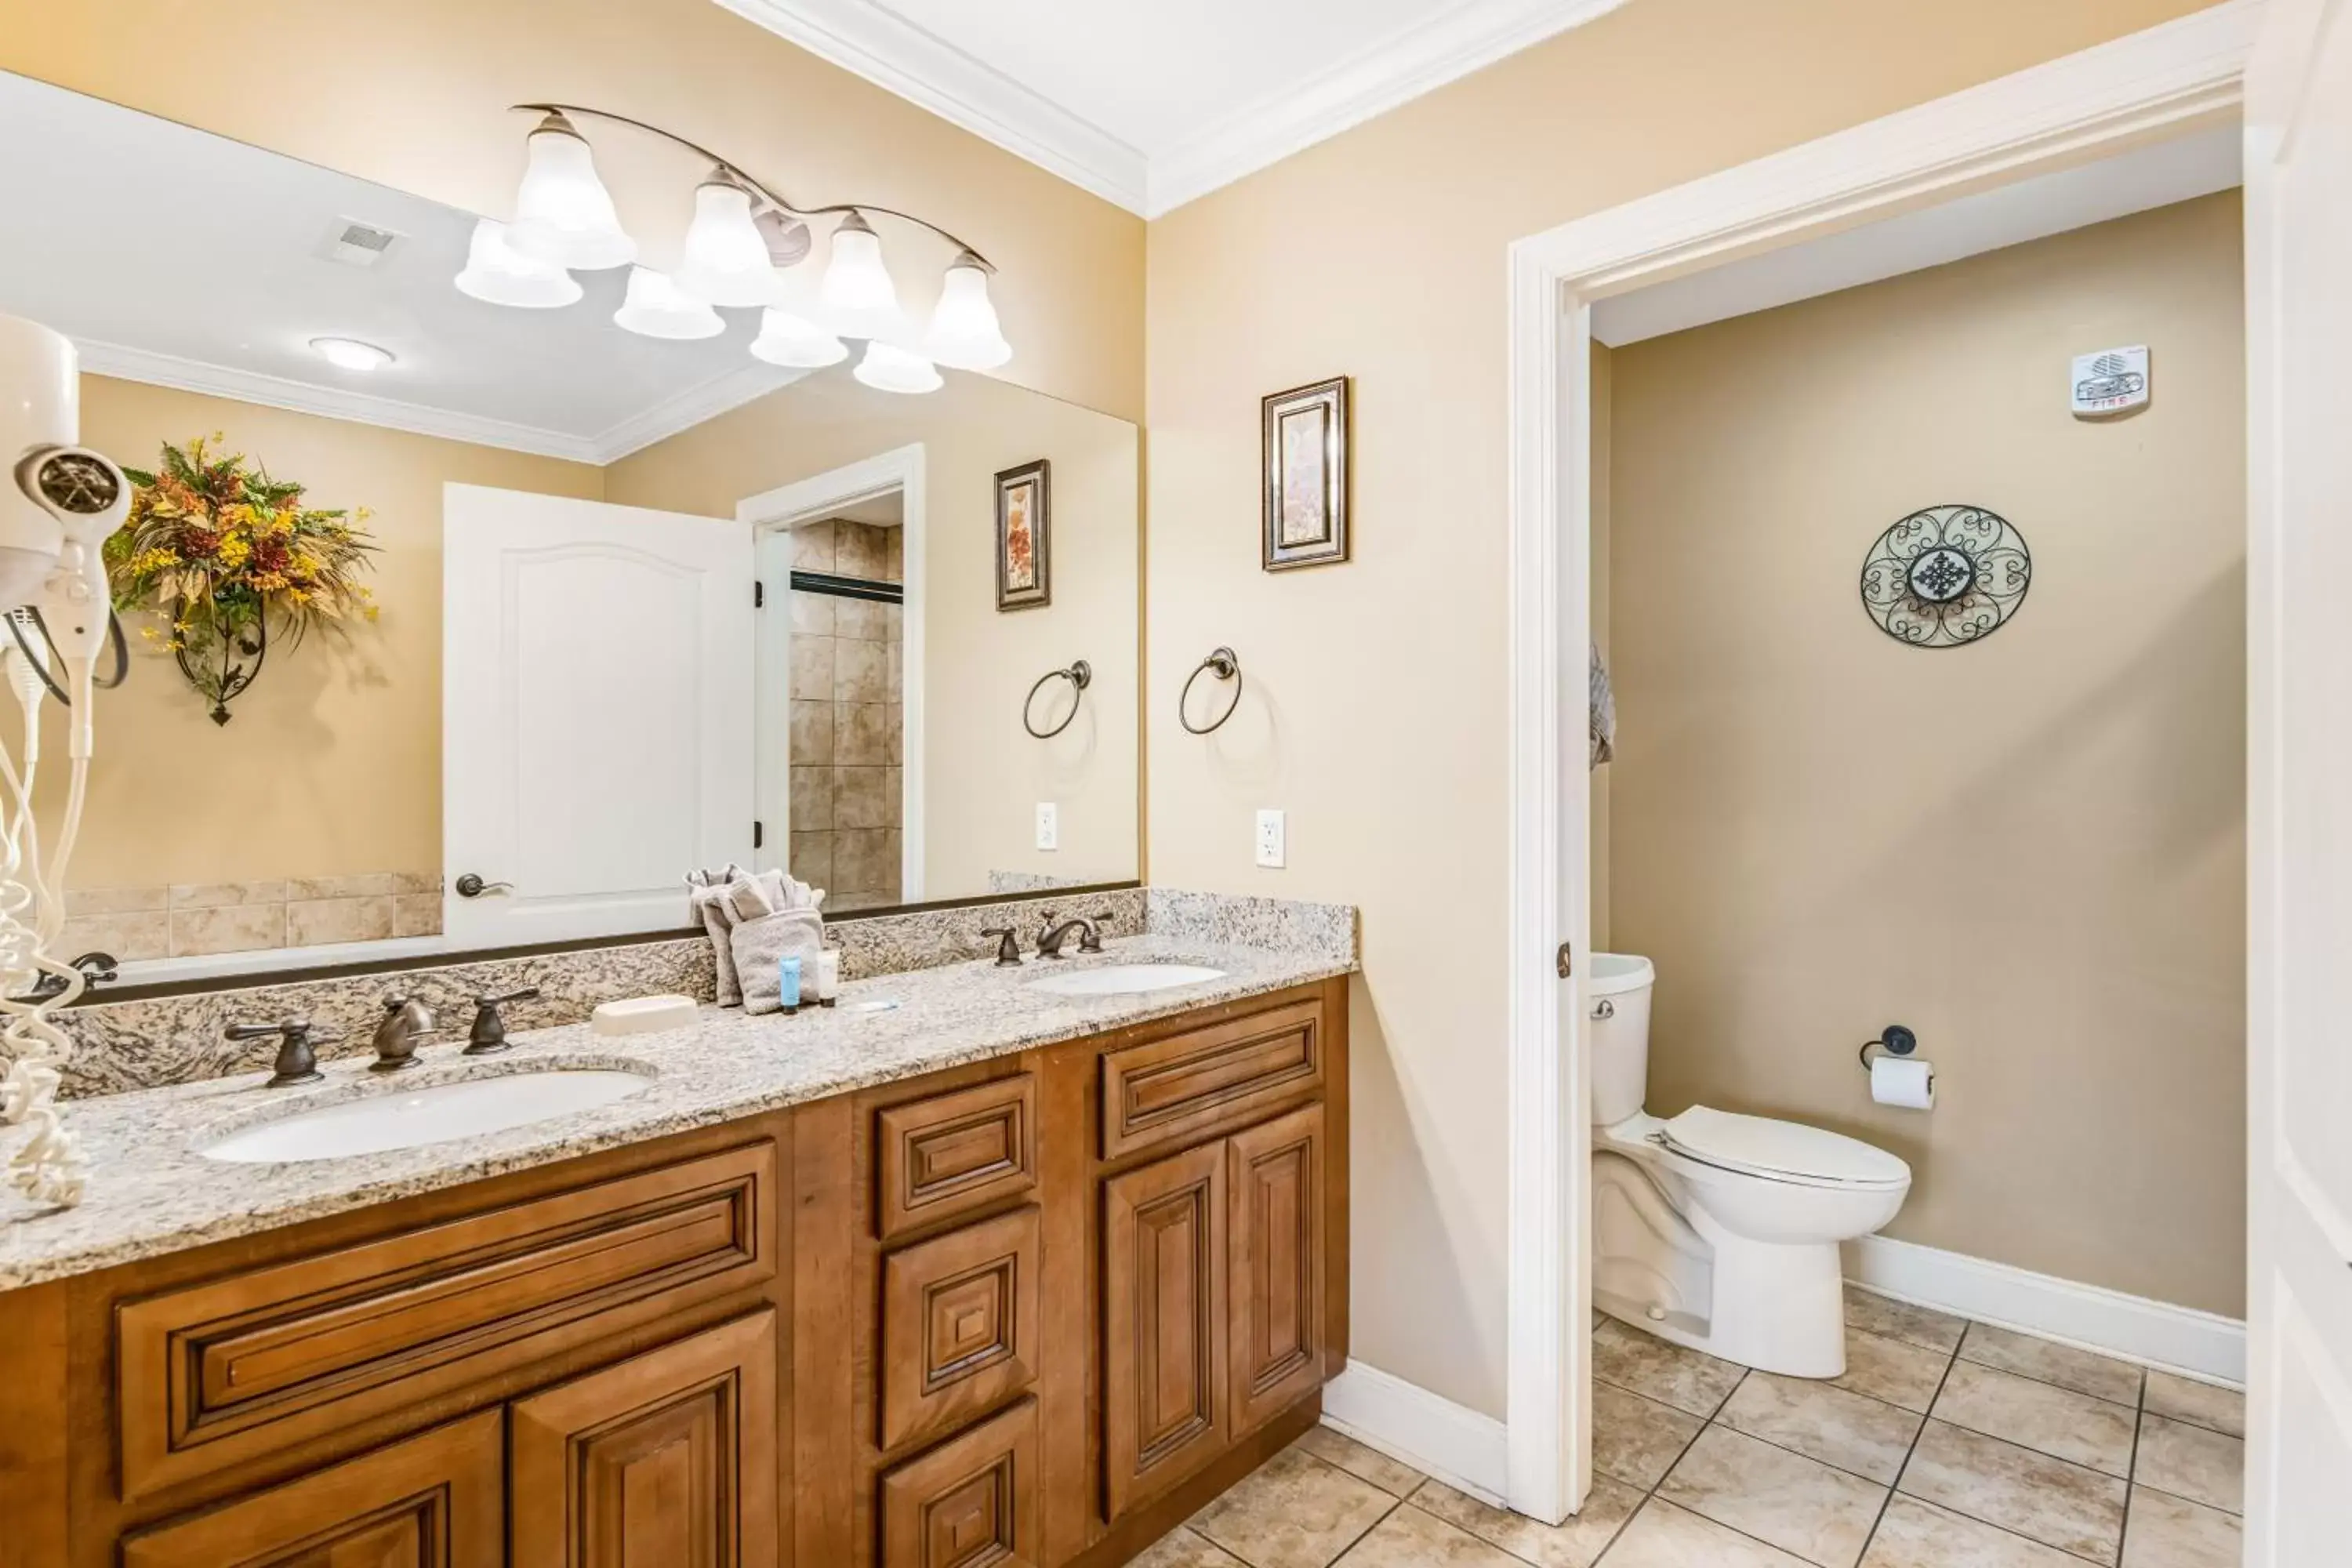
[
  {"left": 1228, "top": 1105, "right": 1327, "bottom": 1435},
  {"left": 877, "top": 1396, "right": 1041, "bottom": 1568},
  {"left": 120, "top": 1409, "right": 504, "bottom": 1568},
  {"left": 1101, "top": 1142, "right": 1228, "bottom": 1522},
  {"left": 509, "top": 1309, "right": 779, "bottom": 1568}
]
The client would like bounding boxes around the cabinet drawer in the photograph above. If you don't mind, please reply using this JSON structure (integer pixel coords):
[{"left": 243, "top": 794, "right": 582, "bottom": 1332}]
[
  {"left": 1100, "top": 999, "right": 1326, "bottom": 1161},
  {"left": 876, "top": 1073, "right": 1037, "bottom": 1240},
  {"left": 880, "top": 1206, "right": 1041, "bottom": 1452},
  {"left": 878, "top": 1396, "right": 1040, "bottom": 1568},
  {"left": 118, "top": 1141, "right": 775, "bottom": 1502}
]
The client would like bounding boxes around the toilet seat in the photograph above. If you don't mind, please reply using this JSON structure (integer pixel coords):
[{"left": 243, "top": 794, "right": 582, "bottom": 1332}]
[{"left": 1655, "top": 1105, "right": 1910, "bottom": 1192}]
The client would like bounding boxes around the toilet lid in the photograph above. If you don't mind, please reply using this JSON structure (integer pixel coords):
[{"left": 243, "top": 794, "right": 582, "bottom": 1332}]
[{"left": 1658, "top": 1106, "right": 1911, "bottom": 1189}]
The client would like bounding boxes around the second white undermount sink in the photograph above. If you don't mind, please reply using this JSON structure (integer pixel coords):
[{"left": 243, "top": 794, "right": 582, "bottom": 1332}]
[
  {"left": 1024, "top": 962, "right": 1227, "bottom": 998},
  {"left": 197, "top": 1068, "right": 654, "bottom": 1163}
]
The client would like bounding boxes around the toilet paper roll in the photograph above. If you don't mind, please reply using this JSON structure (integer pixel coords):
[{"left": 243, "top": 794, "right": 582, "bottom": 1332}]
[{"left": 1871, "top": 1055, "right": 1936, "bottom": 1109}]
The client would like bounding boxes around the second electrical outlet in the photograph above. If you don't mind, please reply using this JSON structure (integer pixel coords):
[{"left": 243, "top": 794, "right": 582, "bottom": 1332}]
[{"left": 1255, "top": 808, "right": 1286, "bottom": 869}]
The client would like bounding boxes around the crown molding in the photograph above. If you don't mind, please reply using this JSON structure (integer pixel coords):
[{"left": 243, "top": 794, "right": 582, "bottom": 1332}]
[
  {"left": 1145, "top": 0, "right": 1629, "bottom": 216},
  {"left": 74, "top": 339, "right": 605, "bottom": 463},
  {"left": 586, "top": 361, "right": 810, "bottom": 463},
  {"left": 712, "top": 0, "right": 1150, "bottom": 212}
]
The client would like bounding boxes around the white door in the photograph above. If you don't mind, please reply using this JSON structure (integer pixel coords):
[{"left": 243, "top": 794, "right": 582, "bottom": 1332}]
[
  {"left": 2244, "top": 0, "right": 2352, "bottom": 1558},
  {"left": 444, "top": 484, "right": 753, "bottom": 947}
]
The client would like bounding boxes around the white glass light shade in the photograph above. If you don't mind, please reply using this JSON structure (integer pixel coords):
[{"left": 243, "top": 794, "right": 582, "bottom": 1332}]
[
  {"left": 818, "top": 212, "right": 909, "bottom": 340},
  {"left": 676, "top": 177, "right": 782, "bottom": 307},
  {"left": 506, "top": 116, "right": 636, "bottom": 270},
  {"left": 613, "top": 267, "right": 724, "bottom": 340},
  {"left": 851, "top": 340, "right": 942, "bottom": 395},
  {"left": 749, "top": 308, "right": 848, "bottom": 368},
  {"left": 923, "top": 253, "right": 1011, "bottom": 370},
  {"left": 454, "top": 218, "right": 583, "bottom": 309}
]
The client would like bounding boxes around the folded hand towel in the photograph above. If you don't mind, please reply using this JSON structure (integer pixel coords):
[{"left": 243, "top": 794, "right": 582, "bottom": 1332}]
[
  {"left": 688, "top": 866, "right": 750, "bottom": 1006},
  {"left": 732, "top": 906, "right": 828, "bottom": 1015}
]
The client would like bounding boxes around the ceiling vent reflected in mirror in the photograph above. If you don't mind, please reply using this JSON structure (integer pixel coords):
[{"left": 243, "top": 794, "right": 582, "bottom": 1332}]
[{"left": 317, "top": 219, "right": 403, "bottom": 269}]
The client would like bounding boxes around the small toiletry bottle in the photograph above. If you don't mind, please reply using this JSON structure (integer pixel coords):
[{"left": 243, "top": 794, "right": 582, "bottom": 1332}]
[
  {"left": 777, "top": 955, "right": 802, "bottom": 1014},
  {"left": 815, "top": 949, "right": 841, "bottom": 1007}
]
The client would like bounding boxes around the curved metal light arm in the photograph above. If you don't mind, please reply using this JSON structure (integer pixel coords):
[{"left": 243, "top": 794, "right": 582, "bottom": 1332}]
[{"left": 511, "top": 102, "right": 996, "bottom": 270}]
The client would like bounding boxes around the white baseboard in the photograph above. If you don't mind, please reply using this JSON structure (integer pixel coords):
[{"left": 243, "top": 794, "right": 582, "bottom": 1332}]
[
  {"left": 1845, "top": 1235, "right": 2245, "bottom": 1388},
  {"left": 1319, "top": 1359, "right": 1509, "bottom": 1505}
]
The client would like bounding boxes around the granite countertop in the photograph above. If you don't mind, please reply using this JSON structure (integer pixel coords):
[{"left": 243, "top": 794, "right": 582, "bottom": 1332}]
[{"left": 0, "top": 935, "right": 1351, "bottom": 1290}]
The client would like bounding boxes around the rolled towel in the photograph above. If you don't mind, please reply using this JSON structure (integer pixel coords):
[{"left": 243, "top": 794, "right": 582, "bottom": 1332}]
[{"left": 732, "top": 906, "right": 828, "bottom": 1016}]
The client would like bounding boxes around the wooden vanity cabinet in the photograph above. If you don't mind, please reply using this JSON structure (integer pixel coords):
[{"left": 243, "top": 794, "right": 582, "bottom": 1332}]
[{"left": 0, "top": 975, "right": 1346, "bottom": 1568}]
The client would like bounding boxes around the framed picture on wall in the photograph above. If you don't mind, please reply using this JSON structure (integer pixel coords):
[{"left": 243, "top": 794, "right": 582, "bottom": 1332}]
[
  {"left": 1261, "top": 376, "right": 1350, "bottom": 570},
  {"left": 994, "top": 458, "right": 1051, "bottom": 611}
]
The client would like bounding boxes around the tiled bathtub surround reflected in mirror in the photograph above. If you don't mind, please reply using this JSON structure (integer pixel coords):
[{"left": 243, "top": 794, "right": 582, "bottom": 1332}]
[
  {"left": 61, "top": 874, "right": 446, "bottom": 960},
  {"left": 1153, "top": 1290, "right": 2241, "bottom": 1568}
]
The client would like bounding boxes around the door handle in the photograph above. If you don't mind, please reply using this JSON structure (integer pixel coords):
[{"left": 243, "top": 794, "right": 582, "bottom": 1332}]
[{"left": 453, "top": 873, "right": 514, "bottom": 898}]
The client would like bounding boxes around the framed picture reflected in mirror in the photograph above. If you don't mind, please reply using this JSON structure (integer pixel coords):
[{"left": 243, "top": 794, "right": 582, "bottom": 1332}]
[
  {"left": 1261, "top": 376, "right": 1349, "bottom": 571},
  {"left": 995, "top": 457, "right": 1051, "bottom": 610}
]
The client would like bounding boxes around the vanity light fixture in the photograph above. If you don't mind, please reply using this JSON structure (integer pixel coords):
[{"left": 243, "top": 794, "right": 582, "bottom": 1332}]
[
  {"left": 467, "top": 102, "right": 1010, "bottom": 391},
  {"left": 309, "top": 336, "right": 395, "bottom": 372},
  {"left": 453, "top": 218, "right": 583, "bottom": 308}
]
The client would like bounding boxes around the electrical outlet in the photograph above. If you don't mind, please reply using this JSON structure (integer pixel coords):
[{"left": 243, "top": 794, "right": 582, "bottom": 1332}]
[
  {"left": 1035, "top": 801, "right": 1059, "bottom": 851},
  {"left": 1255, "top": 808, "right": 1286, "bottom": 869}
]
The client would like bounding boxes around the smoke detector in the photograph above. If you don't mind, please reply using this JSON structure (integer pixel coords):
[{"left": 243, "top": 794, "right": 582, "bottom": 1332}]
[{"left": 317, "top": 219, "right": 404, "bottom": 268}]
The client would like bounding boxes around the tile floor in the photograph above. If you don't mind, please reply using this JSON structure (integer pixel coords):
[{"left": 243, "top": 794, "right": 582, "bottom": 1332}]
[{"left": 1138, "top": 1289, "right": 2242, "bottom": 1568}]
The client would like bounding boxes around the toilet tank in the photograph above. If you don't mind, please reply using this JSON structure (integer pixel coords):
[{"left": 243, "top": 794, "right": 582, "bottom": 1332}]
[{"left": 1588, "top": 953, "right": 1656, "bottom": 1127}]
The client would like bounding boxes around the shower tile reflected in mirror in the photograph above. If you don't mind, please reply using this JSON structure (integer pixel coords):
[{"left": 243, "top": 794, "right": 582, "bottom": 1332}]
[{"left": 789, "top": 514, "right": 905, "bottom": 912}]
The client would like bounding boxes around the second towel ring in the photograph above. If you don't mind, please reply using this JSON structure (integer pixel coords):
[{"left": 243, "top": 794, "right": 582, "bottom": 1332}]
[
  {"left": 1180, "top": 647, "right": 1243, "bottom": 735},
  {"left": 1023, "top": 659, "right": 1092, "bottom": 739}
]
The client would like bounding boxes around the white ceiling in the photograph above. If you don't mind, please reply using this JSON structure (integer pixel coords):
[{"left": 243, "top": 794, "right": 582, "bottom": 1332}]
[
  {"left": 1591, "top": 126, "right": 2243, "bottom": 347},
  {"left": 716, "top": 0, "right": 1628, "bottom": 216},
  {"left": 0, "top": 71, "right": 805, "bottom": 464}
]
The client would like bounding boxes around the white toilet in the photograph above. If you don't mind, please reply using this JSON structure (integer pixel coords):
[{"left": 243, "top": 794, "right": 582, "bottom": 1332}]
[{"left": 1589, "top": 953, "right": 1911, "bottom": 1378}]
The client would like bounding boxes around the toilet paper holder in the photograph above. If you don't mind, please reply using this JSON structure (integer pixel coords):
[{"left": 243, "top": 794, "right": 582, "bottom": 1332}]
[{"left": 1858, "top": 1024, "right": 1919, "bottom": 1073}]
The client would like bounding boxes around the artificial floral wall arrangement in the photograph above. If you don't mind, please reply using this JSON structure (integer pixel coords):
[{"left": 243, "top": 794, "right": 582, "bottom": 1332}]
[{"left": 105, "top": 436, "right": 379, "bottom": 724}]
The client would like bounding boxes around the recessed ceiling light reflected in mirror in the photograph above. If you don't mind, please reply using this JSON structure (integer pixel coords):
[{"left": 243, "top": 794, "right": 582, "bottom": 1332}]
[{"left": 309, "top": 336, "right": 394, "bottom": 372}]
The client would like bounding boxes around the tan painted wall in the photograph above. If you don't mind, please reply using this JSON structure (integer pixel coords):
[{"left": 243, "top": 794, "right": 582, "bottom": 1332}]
[
  {"left": 606, "top": 368, "right": 1141, "bottom": 896},
  {"left": 0, "top": 0, "right": 1142, "bottom": 423},
  {"left": 1607, "top": 194, "right": 2246, "bottom": 1316},
  {"left": 1143, "top": 0, "right": 2215, "bottom": 1419},
  {"left": 1591, "top": 342, "right": 1614, "bottom": 953},
  {"left": 44, "top": 376, "right": 603, "bottom": 889}
]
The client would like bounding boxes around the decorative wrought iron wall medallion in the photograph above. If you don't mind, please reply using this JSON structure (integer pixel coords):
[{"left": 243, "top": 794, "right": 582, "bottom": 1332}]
[{"left": 1860, "top": 504, "right": 2031, "bottom": 648}]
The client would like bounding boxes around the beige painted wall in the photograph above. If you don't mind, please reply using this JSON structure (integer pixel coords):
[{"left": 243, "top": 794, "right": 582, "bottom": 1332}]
[
  {"left": 45, "top": 375, "right": 602, "bottom": 889},
  {"left": 1607, "top": 194, "right": 2246, "bottom": 1316},
  {"left": 1144, "top": 0, "right": 2216, "bottom": 1419},
  {"left": 1591, "top": 343, "right": 1615, "bottom": 953},
  {"left": 607, "top": 368, "right": 1141, "bottom": 896},
  {"left": 0, "top": 0, "right": 1142, "bottom": 423}
]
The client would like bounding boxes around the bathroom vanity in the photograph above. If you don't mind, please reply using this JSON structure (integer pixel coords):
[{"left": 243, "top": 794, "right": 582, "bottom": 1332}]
[{"left": 0, "top": 943, "right": 1350, "bottom": 1568}]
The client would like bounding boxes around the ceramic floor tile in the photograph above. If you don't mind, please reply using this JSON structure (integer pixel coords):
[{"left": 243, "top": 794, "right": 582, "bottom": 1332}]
[
  {"left": 1412, "top": 1476, "right": 1645, "bottom": 1568},
  {"left": 2141, "top": 1373, "right": 2245, "bottom": 1439},
  {"left": 1843, "top": 1288, "right": 1969, "bottom": 1355},
  {"left": 2121, "top": 1486, "right": 2244, "bottom": 1568},
  {"left": 1294, "top": 1426, "right": 1426, "bottom": 1498},
  {"left": 1592, "top": 1319, "right": 1748, "bottom": 1417},
  {"left": 1659, "top": 1424, "right": 1887, "bottom": 1567},
  {"left": 1898, "top": 1418, "right": 2128, "bottom": 1565},
  {"left": 1829, "top": 1327, "right": 1953, "bottom": 1414},
  {"left": 1329, "top": 1503, "right": 1523, "bottom": 1567},
  {"left": 1717, "top": 1370, "right": 1924, "bottom": 1485},
  {"left": 1859, "top": 1495, "right": 2094, "bottom": 1568},
  {"left": 1189, "top": 1446, "right": 1398, "bottom": 1568},
  {"left": 1594, "top": 1498, "right": 1813, "bottom": 1567},
  {"left": 1134, "top": 1526, "right": 1253, "bottom": 1568},
  {"left": 1594, "top": 1379, "right": 1707, "bottom": 1490},
  {"left": 1958, "top": 1323, "right": 2145, "bottom": 1406},
  {"left": 2134, "top": 1414, "right": 2244, "bottom": 1515},
  {"left": 1930, "top": 1359, "right": 2138, "bottom": 1476}
]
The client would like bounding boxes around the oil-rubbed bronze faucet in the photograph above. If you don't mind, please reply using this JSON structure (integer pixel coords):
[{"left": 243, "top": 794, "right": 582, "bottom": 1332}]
[
  {"left": 370, "top": 995, "right": 438, "bottom": 1073},
  {"left": 1035, "top": 912, "right": 1105, "bottom": 958},
  {"left": 226, "top": 1018, "right": 330, "bottom": 1088},
  {"left": 978, "top": 926, "right": 1025, "bottom": 966}
]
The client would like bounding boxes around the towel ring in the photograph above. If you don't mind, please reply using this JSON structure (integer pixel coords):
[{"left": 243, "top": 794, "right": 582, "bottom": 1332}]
[
  {"left": 1023, "top": 659, "right": 1092, "bottom": 739},
  {"left": 1180, "top": 647, "right": 1243, "bottom": 735}
]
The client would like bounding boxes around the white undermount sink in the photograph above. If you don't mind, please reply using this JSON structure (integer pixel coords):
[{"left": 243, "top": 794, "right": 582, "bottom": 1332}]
[
  {"left": 1024, "top": 963, "right": 1227, "bottom": 998},
  {"left": 197, "top": 1068, "right": 654, "bottom": 1163}
]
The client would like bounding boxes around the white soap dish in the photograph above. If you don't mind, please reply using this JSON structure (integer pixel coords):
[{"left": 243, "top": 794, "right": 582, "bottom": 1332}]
[{"left": 591, "top": 994, "right": 699, "bottom": 1036}]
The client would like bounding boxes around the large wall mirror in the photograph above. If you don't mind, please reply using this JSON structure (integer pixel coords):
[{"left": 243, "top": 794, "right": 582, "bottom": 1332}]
[{"left": 0, "top": 71, "right": 1140, "bottom": 981}]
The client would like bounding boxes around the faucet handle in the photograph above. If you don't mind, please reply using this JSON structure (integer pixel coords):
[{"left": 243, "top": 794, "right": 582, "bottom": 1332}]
[
  {"left": 466, "top": 986, "right": 542, "bottom": 1055},
  {"left": 227, "top": 1018, "right": 330, "bottom": 1088},
  {"left": 978, "top": 927, "right": 1023, "bottom": 967}
]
